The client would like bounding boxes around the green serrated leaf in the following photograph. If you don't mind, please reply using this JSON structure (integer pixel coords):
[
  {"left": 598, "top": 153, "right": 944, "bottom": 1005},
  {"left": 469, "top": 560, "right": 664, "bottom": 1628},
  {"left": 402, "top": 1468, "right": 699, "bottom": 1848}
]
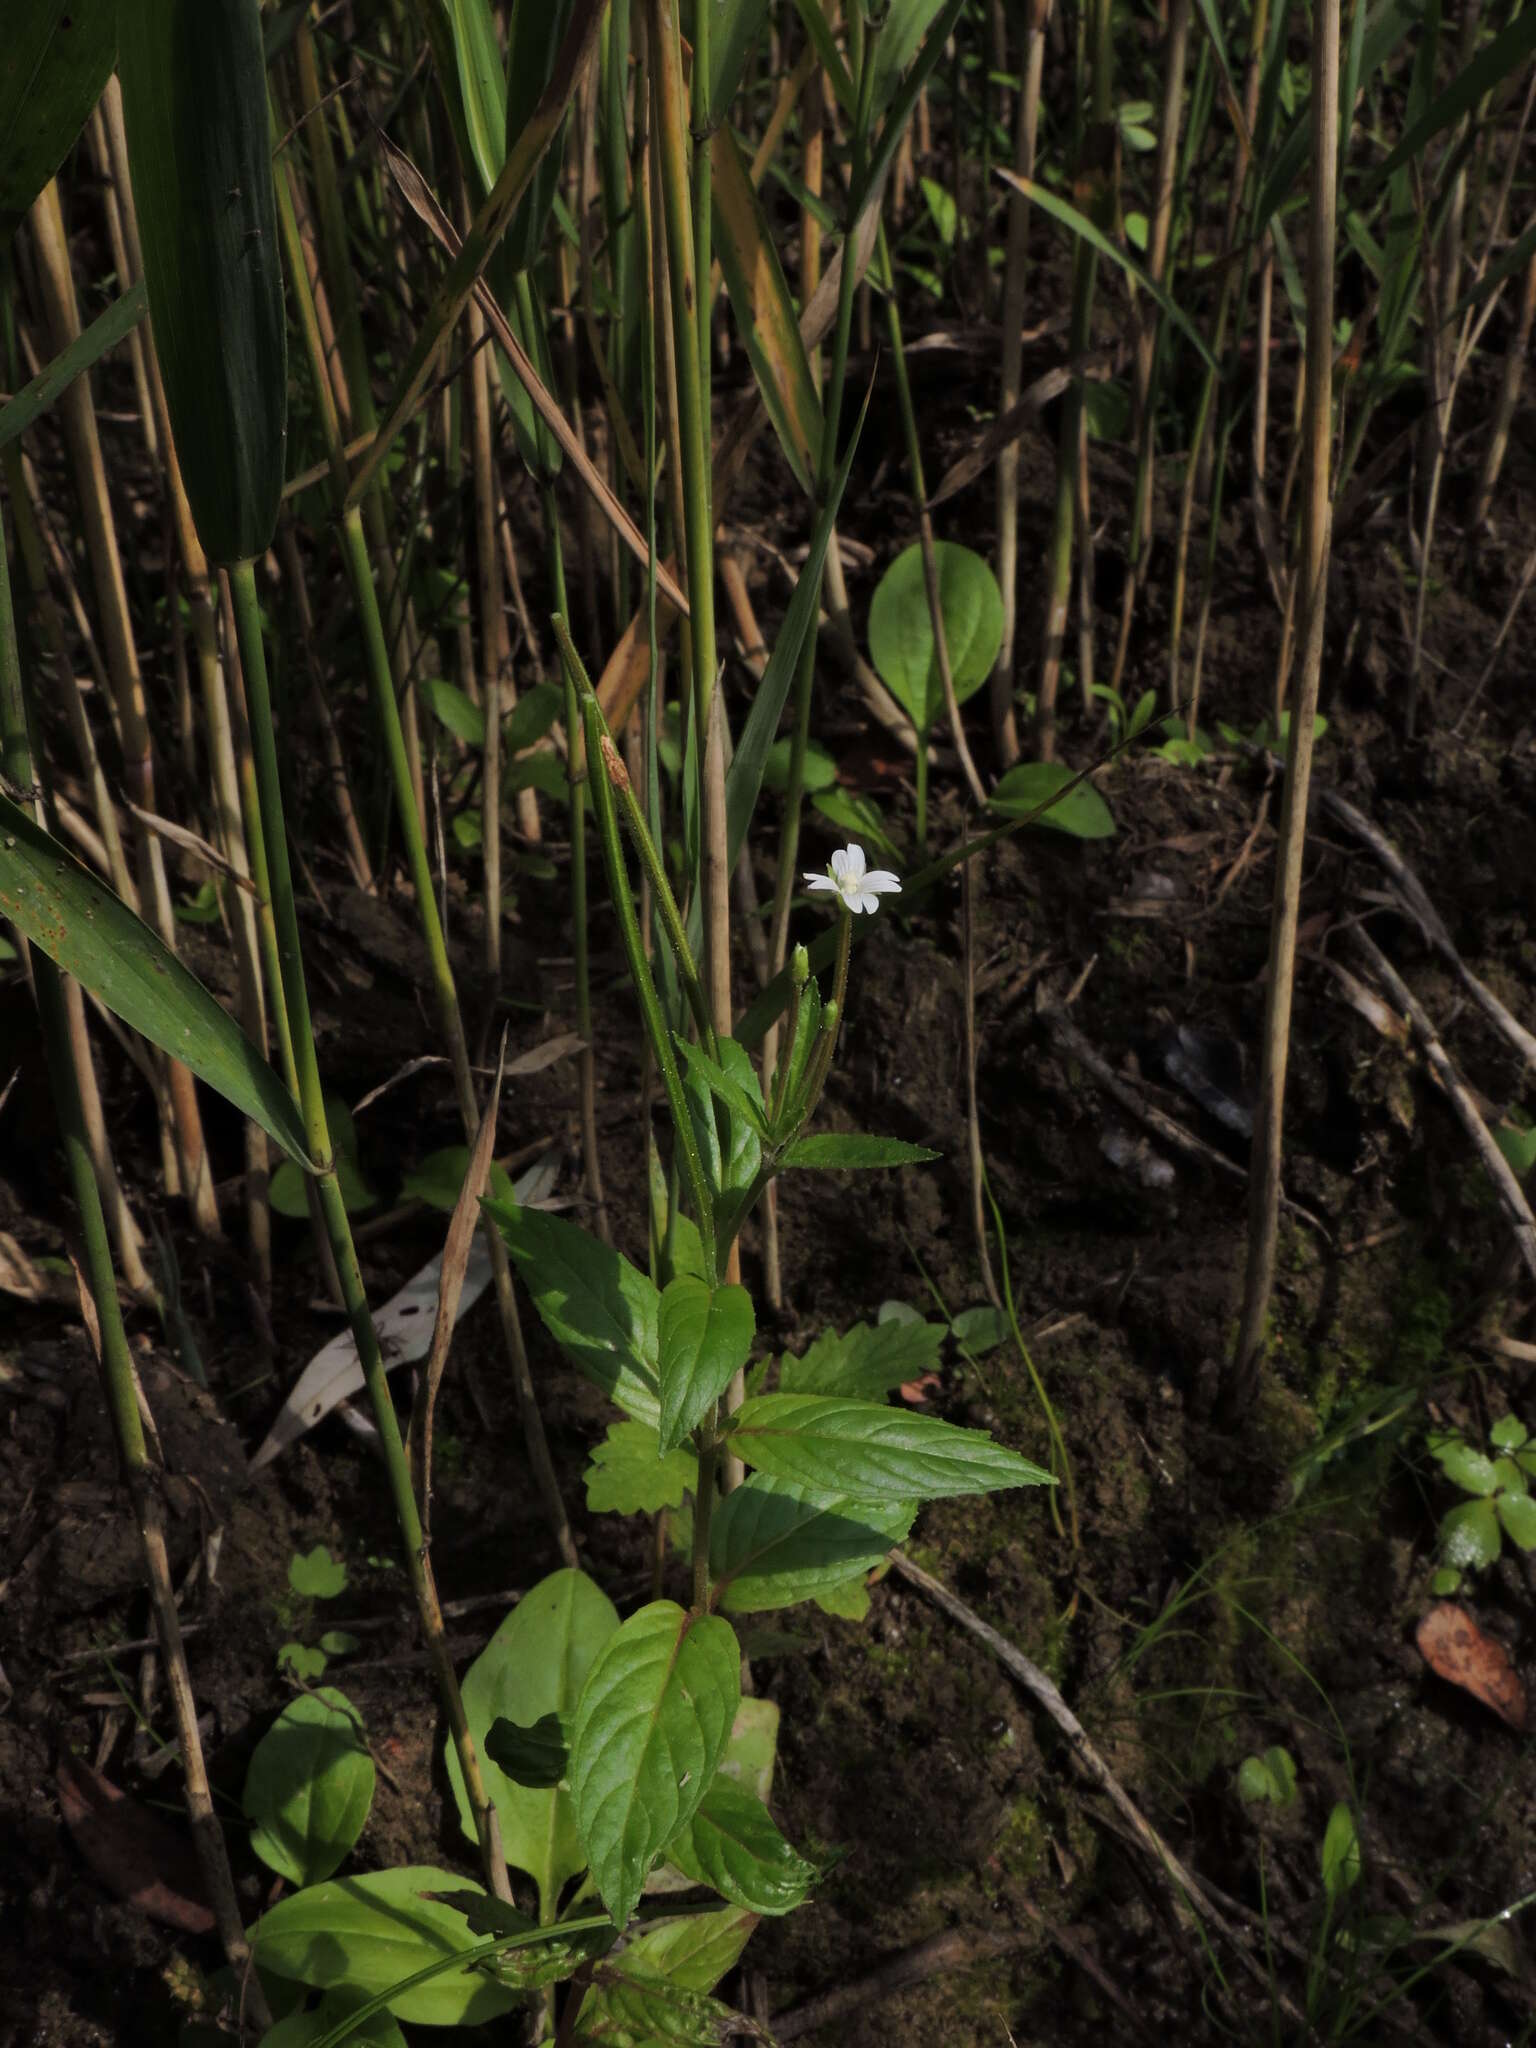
[
  {"left": 484, "top": 1710, "right": 571, "bottom": 1790},
  {"left": 1429, "top": 1432, "right": 1499, "bottom": 1497},
  {"left": 987, "top": 762, "right": 1116, "bottom": 839},
  {"left": 448, "top": 1570, "right": 618, "bottom": 1916},
  {"left": 666, "top": 1779, "right": 816, "bottom": 1915},
  {"left": 611, "top": 1906, "right": 758, "bottom": 1995},
  {"left": 1496, "top": 1491, "right": 1536, "bottom": 1552},
  {"left": 1438, "top": 1497, "right": 1502, "bottom": 1572},
  {"left": 244, "top": 1688, "right": 374, "bottom": 1888},
  {"left": 1490, "top": 1414, "right": 1530, "bottom": 1453},
  {"left": 486, "top": 1200, "right": 661, "bottom": 1425},
  {"left": 289, "top": 1546, "right": 348, "bottom": 1599},
  {"left": 657, "top": 1277, "right": 756, "bottom": 1454},
  {"left": 430, "top": 1889, "right": 613, "bottom": 1989},
  {"left": 778, "top": 1133, "right": 938, "bottom": 1171},
  {"left": 0, "top": 796, "right": 314, "bottom": 1169},
  {"left": 780, "top": 1319, "right": 944, "bottom": 1400},
  {"left": 569, "top": 1602, "right": 741, "bottom": 1931},
  {"left": 728, "top": 1396, "right": 1054, "bottom": 1503},
  {"left": 576, "top": 1968, "right": 738, "bottom": 2045},
  {"left": 814, "top": 1572, "right": 873, "bottom": 1620},
  {"left": 118, "top": 0, "right": 286, "bottom": 565},
  {"left": 249, "top": 1868, "right": 519, "bottom": 2027},
  {"left": 710, "top": 1475, "right": 916, "bottom": 1613},
  {"left": 585, "top": 1421, "right": 698, "bottom": 1516}
]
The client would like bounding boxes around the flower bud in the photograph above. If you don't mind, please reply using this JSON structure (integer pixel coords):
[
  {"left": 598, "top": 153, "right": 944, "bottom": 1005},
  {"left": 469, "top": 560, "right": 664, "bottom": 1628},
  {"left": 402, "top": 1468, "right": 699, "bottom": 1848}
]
[
  {"left": 791, "top": 944, "right": 809, "bottom": 989},
  {"left": 820, "top": 998, "right": 839, "bottom": 1034}
]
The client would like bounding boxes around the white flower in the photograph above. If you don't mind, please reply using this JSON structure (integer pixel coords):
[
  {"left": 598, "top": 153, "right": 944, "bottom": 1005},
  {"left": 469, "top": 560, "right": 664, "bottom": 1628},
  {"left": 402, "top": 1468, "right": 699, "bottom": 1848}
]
[{"left": 803, "top": 842, "right": 902, "bottom": 916}]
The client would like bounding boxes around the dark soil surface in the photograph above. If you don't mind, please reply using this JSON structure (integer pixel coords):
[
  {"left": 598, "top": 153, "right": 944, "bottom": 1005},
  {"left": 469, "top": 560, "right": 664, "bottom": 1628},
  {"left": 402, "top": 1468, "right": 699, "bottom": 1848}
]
[{"left": 6, "top": 213, "right": 1536, "bottom": 2048}]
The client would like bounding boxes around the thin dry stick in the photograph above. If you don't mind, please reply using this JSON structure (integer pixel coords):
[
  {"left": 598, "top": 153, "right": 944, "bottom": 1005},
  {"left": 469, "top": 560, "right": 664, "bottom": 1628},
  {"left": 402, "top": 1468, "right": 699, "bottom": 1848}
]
[
  {"left": 28, "top": 179, "right": 220, "bottom": 1234},
  {"left": 990, "top": 0, "right": 1049, "bottom": 766},
  {"left": 1271, "top": 761, "right": 1536, "bottom": 1075},
  {"left": 889, "top": 1551, "right": 1311, "bottom": 2029},
  {"left": 961, "top": 838, "right": 1001, "bottom": 1307},
  {"left": 411, "top": 1034, "right": 507, "bottom": 1535},
  {"left": 1470, "top": 244, "right": 1536, "bottom": 529},
  {"left": 71, "top": 1273, "right": 271, "bottom": 2030},
  {"left": 1108, "top": 0, "right": 1190, "bottom": 698},
  {"left": 772, "top": 1926, "right": 1042, "bottom": 2043},
  {"left": 1452, "top": 539, "right": 1536, "bottom": 735},
  {"left": 1043, "top": 1005, "right": 1329, "bottom": 1240},
  {"left": 1351, "top": 927, "right": 1536, "bottom": 1284},
  {"left": 1231, "top": 0, "right": 1339, "bottom": 1413}
]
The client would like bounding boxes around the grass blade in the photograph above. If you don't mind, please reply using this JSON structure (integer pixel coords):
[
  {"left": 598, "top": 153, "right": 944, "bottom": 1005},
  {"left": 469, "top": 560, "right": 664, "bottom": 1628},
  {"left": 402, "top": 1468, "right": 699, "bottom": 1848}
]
[{"left": 0, "top": 795, "right": 314, "bottom": 1169}]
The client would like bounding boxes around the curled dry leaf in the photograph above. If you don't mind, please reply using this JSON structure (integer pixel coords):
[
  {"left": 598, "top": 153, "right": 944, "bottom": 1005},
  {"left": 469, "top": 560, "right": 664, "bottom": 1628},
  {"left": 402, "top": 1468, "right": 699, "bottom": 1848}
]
[{"left": 1415, "top": 1601, "right": 1527, "bottom": 1731}]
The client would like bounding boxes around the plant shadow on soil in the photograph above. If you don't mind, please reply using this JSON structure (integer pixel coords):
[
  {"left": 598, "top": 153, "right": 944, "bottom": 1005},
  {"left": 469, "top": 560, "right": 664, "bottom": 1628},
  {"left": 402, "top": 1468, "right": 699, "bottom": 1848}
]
[{"left": 4, "top": 344, "right": 1536, "bottom": 2048}]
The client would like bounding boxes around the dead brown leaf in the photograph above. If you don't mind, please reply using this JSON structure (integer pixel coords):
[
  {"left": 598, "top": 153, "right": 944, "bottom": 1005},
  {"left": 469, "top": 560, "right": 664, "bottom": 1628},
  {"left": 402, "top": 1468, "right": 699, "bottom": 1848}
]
[{"left": 1416, "top": 1602, "right": 1527, "bottom": 1731}]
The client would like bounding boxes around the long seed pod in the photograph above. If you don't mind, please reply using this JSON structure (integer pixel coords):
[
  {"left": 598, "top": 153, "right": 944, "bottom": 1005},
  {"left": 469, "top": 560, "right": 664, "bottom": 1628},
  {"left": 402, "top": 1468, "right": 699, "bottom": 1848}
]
[{"left": 118, "top": 0, "right": 286, "bottom": 566}]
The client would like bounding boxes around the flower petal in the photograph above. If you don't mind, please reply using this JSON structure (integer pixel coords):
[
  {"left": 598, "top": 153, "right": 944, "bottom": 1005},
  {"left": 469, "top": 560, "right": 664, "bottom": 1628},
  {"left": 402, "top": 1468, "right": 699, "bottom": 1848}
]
[
  {"left": 863, "top": 870, "right": 902, "bottom": 893},
  {"left": 829, "top": 846, "right": 852, "bottom": 880},
  {"left": 842, "top": 843, "right": 867, "bottom": 882},
  {"left": 804, "top": 873, "right": 838, "bottom": 892},
  {"left": 851, "top": 890, "right": 879, "bottom": 914}
]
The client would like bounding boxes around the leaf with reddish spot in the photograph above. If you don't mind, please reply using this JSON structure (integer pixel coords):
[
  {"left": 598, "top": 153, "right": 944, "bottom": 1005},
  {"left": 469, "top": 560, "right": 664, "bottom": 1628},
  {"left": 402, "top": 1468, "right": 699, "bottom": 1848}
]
[{"left": 1415, "top": 1602, "right": 1527, "bottom": 1731}]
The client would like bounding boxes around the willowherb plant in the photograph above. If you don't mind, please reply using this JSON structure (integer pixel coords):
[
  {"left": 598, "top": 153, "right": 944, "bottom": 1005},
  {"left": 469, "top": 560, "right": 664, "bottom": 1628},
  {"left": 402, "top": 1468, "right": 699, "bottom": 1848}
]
[{"left": 243, "top": 805, "right": 1053, "bottom": 2042}]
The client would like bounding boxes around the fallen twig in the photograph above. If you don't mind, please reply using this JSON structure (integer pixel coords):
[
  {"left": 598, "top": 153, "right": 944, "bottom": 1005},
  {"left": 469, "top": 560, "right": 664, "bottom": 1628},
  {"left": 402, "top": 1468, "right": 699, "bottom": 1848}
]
[
  {"left": 771, "top": 1925, "right": 1039, "bottom": 2042},
  {"left": 1041, "top": 1005, "right": 1332, "bottom": 1243},
  {"left": 1351, "top": 926, "right": 1536, "bottom": 1285},
  {"left": 889, "top": 1551, "right": 1313, "bottom": 2031}
]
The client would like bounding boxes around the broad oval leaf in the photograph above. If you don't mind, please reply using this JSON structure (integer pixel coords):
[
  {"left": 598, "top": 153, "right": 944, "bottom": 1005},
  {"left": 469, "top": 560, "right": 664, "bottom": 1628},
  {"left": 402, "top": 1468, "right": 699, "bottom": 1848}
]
[
  {"left": 657, "top": 1277, "right": 755, "bottom": 1454},
  {"left": 0, "top": 795, "right": 313, "bottom": 1167},
  {"left": 243, "top": 1688, "right": 374, "bottom": 1888},
  {"left": 779, "top": 1133, "right": 938, "bottom": 1171},
  {"left": 485, "top": 1199, "right": 661, "bottom": 1424},
  {"left": 727, "top": 1395, "right": 1055, "bottom": 1502},
  {"left": 249, "top": 1867, "right": 519, "bottom": 2026},
  {"left": 119, "top": 0, "right": 287, "bottom": 565},
  {"left": 868, "top": 541, "right": 1003, "bottom": 739},
  {"left": 569, "top": 1601, "right": 741, "bottom": 1931},
  {"left": 665, "top": 1779, "right": 815, "bottom": 1916},
  {"left": 0, "top": 0, "right": 116, "bottom": 241},
  {"left": 710, "top": 1474, "right": 916, "bottom": 1612},
  {"left": 987, "top": 762, "right": 1116, "bottom": 839},
  {"left": 446, "top": 1567, "right": 619, "bottom": 1917}
]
